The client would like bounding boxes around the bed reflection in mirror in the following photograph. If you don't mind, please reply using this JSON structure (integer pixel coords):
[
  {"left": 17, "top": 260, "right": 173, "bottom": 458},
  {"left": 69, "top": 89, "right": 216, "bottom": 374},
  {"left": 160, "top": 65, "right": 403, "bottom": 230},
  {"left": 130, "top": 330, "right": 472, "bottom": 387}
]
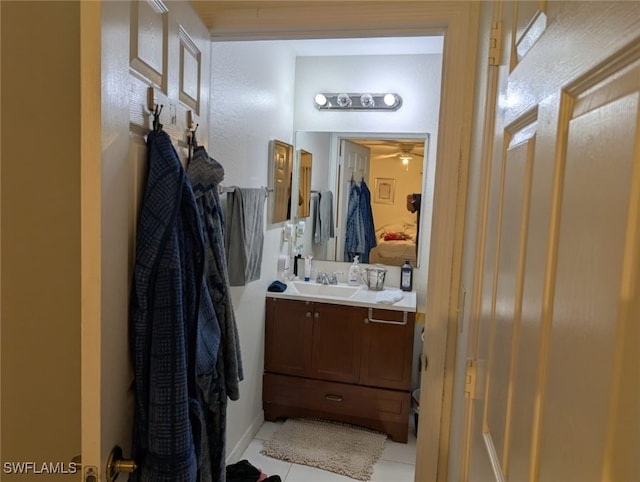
[{"left": 369, "top": 192, "right": 421, "bottom": 266}]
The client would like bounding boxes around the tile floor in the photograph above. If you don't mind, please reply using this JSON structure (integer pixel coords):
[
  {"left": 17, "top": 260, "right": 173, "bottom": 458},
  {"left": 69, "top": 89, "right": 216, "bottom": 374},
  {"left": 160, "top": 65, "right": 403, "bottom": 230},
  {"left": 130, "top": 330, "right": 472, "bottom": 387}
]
[{"left": 238, "top": 420, "right": 417, "bottom": 482}]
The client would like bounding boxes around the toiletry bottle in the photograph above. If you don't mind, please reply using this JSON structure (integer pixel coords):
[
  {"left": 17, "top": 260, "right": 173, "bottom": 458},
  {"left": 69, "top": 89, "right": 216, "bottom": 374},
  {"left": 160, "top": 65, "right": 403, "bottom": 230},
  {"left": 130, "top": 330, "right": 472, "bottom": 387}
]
[
  {"left": 293, "top": 254, "right": 302, "bottom": 279},
  {"left": 348, "top": 255, "right": 361, "bottom": 286},
  {"left": 400, "top": 259, "right": 413, "bottom": 291},
  {"left": 304, "top": 256, "right": 313, "bottom": 281}
]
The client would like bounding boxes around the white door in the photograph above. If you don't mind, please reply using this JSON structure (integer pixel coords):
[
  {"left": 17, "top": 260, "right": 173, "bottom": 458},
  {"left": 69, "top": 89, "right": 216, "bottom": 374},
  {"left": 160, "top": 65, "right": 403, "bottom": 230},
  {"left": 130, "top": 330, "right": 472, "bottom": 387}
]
[
  {"left": 83, "top": 1, "right": 210, "bottom": 479},
  {"left": 336, "top": 139, "right": 371, "bottom": 262},
  {"left": 464, "top": 2, "right": 640, "bottom": 481}
]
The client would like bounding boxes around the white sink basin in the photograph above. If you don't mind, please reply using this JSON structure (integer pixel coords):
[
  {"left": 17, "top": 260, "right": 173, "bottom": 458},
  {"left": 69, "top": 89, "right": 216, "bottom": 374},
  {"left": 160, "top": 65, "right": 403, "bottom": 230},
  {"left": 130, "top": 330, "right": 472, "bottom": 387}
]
[{"left": 291, "top": 281, "right": 360, "bottom": 298}]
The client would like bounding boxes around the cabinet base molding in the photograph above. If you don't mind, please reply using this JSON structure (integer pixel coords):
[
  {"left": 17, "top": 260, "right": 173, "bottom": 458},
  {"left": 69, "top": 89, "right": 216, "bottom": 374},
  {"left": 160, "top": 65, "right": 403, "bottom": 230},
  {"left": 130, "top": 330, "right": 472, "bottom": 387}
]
[{"left": 263, "top": 373, "right": 411, "bottom": 443}]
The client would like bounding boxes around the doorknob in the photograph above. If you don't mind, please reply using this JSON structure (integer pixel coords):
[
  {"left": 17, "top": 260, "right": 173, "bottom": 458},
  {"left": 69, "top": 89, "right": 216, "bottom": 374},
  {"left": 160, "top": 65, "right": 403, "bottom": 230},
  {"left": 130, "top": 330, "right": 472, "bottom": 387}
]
[{"left": 106, "top": 446, "right": 137, "bottom": 482}]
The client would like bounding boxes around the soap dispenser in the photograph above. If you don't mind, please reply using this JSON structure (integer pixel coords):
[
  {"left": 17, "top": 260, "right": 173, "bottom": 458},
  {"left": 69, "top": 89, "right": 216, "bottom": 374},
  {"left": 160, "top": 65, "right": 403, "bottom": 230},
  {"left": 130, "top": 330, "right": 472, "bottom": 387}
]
[{"left": 348, "top": 255, "right": 361, "bottom": 286}]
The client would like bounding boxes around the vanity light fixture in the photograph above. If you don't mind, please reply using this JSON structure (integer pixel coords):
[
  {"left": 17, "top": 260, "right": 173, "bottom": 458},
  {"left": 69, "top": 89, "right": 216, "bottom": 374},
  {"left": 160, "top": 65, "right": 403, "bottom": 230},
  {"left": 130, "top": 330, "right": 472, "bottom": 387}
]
[
  {"left": 313, "top": 92, "right": 402, "bottom": 111},
  {"left": 336, "top": 93, "right": 352, "bottom": 107}
]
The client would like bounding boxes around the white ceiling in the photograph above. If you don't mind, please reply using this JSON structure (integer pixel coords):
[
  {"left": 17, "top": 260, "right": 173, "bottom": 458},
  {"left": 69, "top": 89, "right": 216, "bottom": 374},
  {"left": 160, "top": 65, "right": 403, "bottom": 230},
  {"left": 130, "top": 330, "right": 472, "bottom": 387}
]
[{"left": 260, "top": 35, "right": 444, "bottom": 57}]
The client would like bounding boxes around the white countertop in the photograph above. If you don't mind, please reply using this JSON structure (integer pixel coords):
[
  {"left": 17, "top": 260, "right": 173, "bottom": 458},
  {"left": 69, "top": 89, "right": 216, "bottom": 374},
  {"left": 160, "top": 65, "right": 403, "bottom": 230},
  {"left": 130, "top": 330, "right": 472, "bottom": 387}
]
[{"left": 266, "top": 281, "right": 417, "bottom": 312}]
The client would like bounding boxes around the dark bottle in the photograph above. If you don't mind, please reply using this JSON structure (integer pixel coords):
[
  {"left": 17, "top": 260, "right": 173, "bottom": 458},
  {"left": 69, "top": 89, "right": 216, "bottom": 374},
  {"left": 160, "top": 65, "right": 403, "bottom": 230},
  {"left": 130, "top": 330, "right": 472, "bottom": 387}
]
[{"left": 400, "top": 259, "right": 413, "bottom": 291}]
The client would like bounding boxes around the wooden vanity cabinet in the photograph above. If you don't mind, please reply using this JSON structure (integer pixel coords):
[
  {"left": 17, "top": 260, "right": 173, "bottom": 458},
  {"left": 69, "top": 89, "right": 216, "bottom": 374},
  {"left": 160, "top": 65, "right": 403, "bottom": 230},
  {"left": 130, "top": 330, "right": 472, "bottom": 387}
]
[
  {"left": 263, "top": 297, "right": 416, "bottom": 442},
  {"left": 264, "top": 297, "right": 313, "bottom": 378}
]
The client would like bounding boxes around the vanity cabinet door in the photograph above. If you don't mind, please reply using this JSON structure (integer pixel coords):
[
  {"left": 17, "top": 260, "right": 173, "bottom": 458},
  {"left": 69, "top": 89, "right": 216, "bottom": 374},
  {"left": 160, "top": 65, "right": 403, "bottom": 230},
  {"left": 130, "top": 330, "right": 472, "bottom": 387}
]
[
  {"left": 265, "top": 298, "right": 313, "bottom": 377},
  {"left": 360, "top": 309, "right": 415, "bottom": 391},
  {"left": 311, "top": 303, "right": 366, "bottom": 384}
]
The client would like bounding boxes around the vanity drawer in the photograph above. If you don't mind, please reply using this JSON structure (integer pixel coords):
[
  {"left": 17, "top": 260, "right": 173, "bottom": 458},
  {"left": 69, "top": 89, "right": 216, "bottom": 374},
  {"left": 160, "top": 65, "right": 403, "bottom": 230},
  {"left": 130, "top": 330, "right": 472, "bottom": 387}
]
[{"left": 263, "top": 373, "right": 411, "bottom": 424}]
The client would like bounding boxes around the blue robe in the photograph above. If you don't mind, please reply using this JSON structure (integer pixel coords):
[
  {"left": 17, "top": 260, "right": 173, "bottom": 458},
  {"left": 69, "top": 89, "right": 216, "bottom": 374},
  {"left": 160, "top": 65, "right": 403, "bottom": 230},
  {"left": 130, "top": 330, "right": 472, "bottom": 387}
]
[
  {"left": 188, "top": 146, "right": 244, "bottom": 482},
  {"left": 130, "top": 130, "right": 220, "bottom": 482}
]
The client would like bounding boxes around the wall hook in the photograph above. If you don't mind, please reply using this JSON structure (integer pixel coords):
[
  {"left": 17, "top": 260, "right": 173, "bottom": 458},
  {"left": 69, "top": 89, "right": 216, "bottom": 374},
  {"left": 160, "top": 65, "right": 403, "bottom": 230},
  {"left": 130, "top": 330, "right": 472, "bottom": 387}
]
[
  {"left": 187, "top": 122, "right": 199, "bottom": 162},
  {"left": 152, "top": 104, "right": 164, "bottom": 132},
  {"left": 189, "top": 123, "right": 199, "bottom": 147}
]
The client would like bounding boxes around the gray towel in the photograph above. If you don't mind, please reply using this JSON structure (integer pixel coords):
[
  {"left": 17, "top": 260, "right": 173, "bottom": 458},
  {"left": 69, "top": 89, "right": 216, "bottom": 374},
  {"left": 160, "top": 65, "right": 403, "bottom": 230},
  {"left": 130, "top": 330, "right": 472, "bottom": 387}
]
[
  {"left": 225, "top": 188, "right": 265, "bottom": 285},
  {"left": 312, "top": 193, "right": 321, "bottom": 244},
  {"left": 313, "top": 190, "right": 334, "bottom": 244}
]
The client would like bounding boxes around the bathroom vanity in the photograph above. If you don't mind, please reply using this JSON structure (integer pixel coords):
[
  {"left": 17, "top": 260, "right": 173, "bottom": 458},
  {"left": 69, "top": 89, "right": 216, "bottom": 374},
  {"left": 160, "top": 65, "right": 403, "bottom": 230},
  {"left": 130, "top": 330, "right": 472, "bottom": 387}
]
[{"left": 263, "top": 282, "right": 417, "bottom": 442}]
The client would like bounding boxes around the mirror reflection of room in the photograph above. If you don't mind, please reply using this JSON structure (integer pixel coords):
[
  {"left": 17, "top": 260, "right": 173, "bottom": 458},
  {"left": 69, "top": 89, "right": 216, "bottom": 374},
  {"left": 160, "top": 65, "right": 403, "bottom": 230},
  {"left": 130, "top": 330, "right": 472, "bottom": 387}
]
[
  {"left": 293, "top": 133, "right": 427, "bottom": 268},
  {"left": 290, "top": 42, "right": 442, "bottom": 269},
  {"left": 352, "top": 138, "right": 424, "bottom": 267}
]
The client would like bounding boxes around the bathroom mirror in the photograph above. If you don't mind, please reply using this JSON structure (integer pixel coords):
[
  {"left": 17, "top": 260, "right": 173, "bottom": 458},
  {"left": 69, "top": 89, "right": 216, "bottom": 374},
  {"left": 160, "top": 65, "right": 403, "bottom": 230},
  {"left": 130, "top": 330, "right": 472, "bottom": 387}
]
[
  {"left": 294, "top": 131, "right": 429, "bottom": 267},
  {"left": 297, "top": 149, "right": 313, "bottom": 218},
  {"left": 268, "top": 139, "right": 294, "bottom": 224}
]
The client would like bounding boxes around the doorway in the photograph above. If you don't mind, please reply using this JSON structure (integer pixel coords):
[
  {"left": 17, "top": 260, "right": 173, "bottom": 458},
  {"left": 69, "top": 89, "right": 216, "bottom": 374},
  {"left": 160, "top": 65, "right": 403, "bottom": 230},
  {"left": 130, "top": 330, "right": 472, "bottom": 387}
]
[
  {"left": 91, "top": 3, "right": 481, "bottom": 481},
  {"left": 206, "top": 26, "right": 473, "bottom": 482}
]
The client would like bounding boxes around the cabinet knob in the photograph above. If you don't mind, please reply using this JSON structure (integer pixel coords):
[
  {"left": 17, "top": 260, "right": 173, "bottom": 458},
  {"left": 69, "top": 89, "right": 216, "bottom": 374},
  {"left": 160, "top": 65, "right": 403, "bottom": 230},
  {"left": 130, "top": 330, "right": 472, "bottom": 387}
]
[
  {"left": 306, "top": 311, "right": 312, "bottom": 318},
  {"left": 325, "top": 394, "right": 343, "bottom": 402},
  {"left": 314, "top": 312, "right": 320, "bottom": 319}
]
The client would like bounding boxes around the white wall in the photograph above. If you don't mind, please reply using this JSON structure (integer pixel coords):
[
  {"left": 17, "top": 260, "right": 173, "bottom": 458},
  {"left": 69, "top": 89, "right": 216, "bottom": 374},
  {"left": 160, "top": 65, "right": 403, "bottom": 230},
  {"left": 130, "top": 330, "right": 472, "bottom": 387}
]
[
  {"left": 209, "top": 40, "right": 298, "bottom": 461},
  {"left": 294, "top": 54, "right": 441, "bottom": 132},
  {"left": 369, "top": 146, "right": 423, "bottom": 229},
  {"left": 294, "top": 54, "right": 443, "bottom": 174},
  {"left": 209, "top": 43, "right": 444, "bottom": 460},
  {"left": 293, "top": 54, "right": 443, "bottom": 314}
]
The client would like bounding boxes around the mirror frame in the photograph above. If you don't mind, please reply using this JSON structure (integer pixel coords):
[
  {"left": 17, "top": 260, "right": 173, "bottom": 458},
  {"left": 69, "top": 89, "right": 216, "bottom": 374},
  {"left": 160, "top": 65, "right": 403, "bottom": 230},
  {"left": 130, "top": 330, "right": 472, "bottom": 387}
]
[
  {"left": 293, "top": 131, "right": 430, "bottom": 267},
  {"left": 268, "top": 139, "right": 294, "bottom": 224},
  {"left": 296, "top": 149, "right": 313, "bottom": 218}
]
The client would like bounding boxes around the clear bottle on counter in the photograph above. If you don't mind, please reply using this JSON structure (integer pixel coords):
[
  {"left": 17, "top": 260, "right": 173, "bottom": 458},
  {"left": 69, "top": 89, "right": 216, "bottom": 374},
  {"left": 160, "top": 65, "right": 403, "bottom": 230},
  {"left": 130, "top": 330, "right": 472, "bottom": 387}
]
[{"left": 400, "top": 259, "right": 413, "bottom": 291}]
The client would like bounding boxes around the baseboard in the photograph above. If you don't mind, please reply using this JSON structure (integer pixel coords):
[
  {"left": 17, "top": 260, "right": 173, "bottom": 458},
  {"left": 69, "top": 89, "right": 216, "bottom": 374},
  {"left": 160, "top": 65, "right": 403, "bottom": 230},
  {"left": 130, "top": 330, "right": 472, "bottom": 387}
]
[{"left": 226, "top": 409, "right": 265, "bottom": 464}]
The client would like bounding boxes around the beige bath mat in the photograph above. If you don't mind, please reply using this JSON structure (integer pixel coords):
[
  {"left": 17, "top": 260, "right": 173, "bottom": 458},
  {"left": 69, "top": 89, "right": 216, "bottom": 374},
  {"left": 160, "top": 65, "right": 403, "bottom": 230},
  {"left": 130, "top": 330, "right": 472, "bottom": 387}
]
[{"left": 261, "top": 418, "right": 387, "bottom": 481}]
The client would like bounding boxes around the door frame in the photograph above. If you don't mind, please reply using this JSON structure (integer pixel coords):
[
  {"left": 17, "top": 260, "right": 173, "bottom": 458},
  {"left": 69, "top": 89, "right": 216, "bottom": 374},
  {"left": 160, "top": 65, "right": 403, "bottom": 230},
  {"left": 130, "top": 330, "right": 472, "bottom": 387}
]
[
  {"left": 196, "top": 3, "right": 481, "bottom": 481},
  {"left": 81, "top": 2, "right": 481, "bottom": 481},
  {"left": 80, "top": 0, "right": 102, "bottom": 478}
]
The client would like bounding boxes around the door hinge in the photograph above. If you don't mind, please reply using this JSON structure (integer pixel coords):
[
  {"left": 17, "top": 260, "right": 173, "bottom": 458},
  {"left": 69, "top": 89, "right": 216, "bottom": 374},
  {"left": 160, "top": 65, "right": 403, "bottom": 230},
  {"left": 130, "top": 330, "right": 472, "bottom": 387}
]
[
  {"left": 464, "top": 358, "right": 477, "bottom": 399},
  {"left": 488, "top": 21, "right": 503, "bottom": 66}
]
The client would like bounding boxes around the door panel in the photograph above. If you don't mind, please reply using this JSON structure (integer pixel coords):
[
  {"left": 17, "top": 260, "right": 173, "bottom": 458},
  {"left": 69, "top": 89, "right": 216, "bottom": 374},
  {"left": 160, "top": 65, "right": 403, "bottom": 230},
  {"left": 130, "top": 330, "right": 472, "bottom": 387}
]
[
  {"left": 337, "top": 140, "right": 371, "bottom": 261},
  {"left": 539, "top": 60, "right": 640, "bottom": 482},
  {"left": 484, "top": 114, "right": 536, "bottom": 474},
  {"left": 360, "top": 310, "right": 415, "bottom": 391},
  {"left": 465, "top": 2, "right": 640, "bottom": 481},
  {"left": 311, "top": 303, "right": 364, "bottom": 384},
  {"left": 97, "top": 0, "right": 210, "bottom": 476},
  {"left": 265, "top": 298, "right": 314, "bottom": 377}
]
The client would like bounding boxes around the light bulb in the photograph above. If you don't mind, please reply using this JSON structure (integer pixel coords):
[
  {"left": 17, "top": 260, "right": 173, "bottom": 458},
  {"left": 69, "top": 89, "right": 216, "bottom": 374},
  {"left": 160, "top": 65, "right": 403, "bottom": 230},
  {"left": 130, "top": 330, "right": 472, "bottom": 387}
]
[
  {"left": 360, "top": 94, "right": 375, "bottom": 108},
  {"left": 383, "top": 93, "right": 397, "bottom": 107},
  {"left": 336, "top": 93, "right": 352, "bottom": 107},
  {"left": 314, "top": 93, "right": 327, "bottom": 107}
]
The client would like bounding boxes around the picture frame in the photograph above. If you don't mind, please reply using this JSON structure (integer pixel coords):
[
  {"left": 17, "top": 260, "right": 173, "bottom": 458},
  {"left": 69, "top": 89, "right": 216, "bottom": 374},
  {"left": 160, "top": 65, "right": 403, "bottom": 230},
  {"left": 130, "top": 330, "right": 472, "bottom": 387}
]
[{"left": 374, "top": 177, "right": 396, "bottom": 204}]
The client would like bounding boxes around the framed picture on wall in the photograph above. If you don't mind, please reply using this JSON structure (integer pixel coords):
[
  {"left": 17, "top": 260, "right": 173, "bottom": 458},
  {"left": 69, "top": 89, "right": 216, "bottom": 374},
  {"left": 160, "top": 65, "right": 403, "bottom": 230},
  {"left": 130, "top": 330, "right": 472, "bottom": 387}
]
[{"left": 374, "top": 177, "right": 395, "bottom": 204}]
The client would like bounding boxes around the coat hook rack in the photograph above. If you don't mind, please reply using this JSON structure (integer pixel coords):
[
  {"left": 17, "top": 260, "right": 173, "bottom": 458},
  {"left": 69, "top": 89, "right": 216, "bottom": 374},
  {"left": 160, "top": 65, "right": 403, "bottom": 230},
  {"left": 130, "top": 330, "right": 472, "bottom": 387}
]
[
  {"left": 189, "top": 122, "right": 199, "bottom": 146},
  {"left": 187, "top": 121, "right": 199, "bottom": 162},
  {"left": 152, "top": 104, "right": 164, "bottom": 132}
]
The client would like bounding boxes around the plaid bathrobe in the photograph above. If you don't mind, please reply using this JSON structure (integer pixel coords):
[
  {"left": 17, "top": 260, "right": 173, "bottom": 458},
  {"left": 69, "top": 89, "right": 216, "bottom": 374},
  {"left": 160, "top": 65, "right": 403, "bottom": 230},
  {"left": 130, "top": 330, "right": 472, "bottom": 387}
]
[
  {"left": 188, "top": 146, "right": 244, "bottom": 482},
  {"left": 130, "top": 130, "right": 220, "bottom": 481}
]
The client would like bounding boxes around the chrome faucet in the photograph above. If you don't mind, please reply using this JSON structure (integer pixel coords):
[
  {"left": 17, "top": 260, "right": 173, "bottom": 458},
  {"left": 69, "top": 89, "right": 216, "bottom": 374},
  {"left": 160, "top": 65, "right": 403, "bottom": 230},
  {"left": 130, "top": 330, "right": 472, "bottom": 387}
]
[{"left": 316, "top": 272, "right": 342, "bottom": 285}]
